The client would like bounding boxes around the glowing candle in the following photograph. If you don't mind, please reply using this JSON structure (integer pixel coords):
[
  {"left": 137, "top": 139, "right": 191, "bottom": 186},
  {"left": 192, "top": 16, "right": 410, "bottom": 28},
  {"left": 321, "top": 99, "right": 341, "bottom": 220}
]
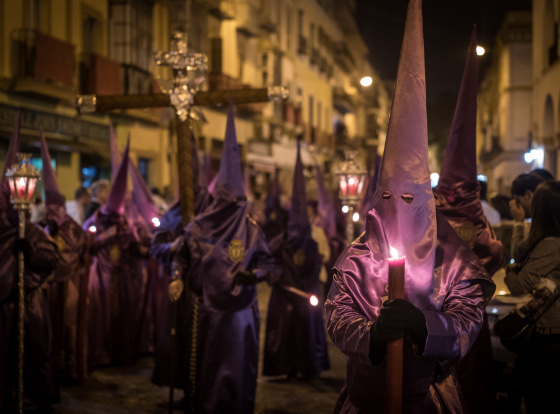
[
  {"left": 347, "top": 176, "right": 358, "bottom": 196},
  {"left": 386, "top": 246, "right": 405, "bottom": 414}
]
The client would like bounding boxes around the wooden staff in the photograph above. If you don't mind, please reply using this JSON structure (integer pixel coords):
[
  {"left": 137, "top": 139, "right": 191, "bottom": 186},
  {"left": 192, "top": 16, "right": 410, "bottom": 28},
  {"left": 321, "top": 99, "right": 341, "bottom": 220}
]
[{"left": 386, "top": 255, "right": 405, "bottom": 414}]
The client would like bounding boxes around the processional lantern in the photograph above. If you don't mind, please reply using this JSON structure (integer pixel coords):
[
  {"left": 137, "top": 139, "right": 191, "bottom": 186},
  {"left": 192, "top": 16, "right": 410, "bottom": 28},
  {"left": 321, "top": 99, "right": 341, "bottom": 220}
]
[{"left": 5, "top": 152, "right": 40, "bottom": 414}]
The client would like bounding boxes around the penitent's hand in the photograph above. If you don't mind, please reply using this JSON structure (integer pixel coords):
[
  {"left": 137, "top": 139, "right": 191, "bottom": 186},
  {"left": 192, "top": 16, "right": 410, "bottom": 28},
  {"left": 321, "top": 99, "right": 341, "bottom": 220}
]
[
  {"left": 169, "top": 279, "right": 184, "bottom": 303},
  {"left": 509, "top": 199, "right": 525, "bottom": 223}
]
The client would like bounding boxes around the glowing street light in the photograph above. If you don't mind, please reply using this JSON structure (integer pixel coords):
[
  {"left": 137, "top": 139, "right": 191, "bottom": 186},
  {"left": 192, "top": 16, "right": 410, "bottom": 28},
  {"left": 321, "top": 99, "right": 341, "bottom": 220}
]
[
  {"left": 476, "top": 46, "right": 486, "bottom": 56},
  {"left": 360, "top": 76, "right": 373, "bottom": 87}
]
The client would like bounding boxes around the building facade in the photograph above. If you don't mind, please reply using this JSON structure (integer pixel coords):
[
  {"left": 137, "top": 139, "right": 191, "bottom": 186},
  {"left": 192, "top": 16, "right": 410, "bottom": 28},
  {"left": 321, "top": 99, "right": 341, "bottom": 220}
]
[
  {"left": 478, "top": 11, "right": 533, "bottom": 196},
  {"left": 0, "top": 0, "right": 389, "bottom": 203}
]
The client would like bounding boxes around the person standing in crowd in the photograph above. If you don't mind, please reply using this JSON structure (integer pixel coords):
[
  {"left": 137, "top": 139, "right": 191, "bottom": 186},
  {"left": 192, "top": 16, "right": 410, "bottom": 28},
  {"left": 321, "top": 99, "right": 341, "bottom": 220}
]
[
  {"left": 84, "top": 179, "right": 110, "bottom": 221},
  {"left": 40, "top": 132, "right": 90, "bottom": 383},
  {"left": 262, "top": 170, "right": 288, "bottom": 243},
  {"left": 65, "top": 186, "right": 91, "bottom": 226},
  {"left": 150, "top": 132, "right": 212, "bottom": 401},
  {"left": 530, "top": 167, "right": 555, "bottom": 181},
  {"left": 327, "top": 2, "right": 495, "bottom": 412},
  {"left": 504, "top": 180, "right": 560, "bottom": 413},
  {"left": 509, "top": 172, "right": 545, "bottom": 262},
  {"left": 170, "top": 102, "right": 280, "bottom": 413},
  {"left": 0, "top": 121, "right": 60, "bottom": 412},
  {"left": 433, "top": 28, "right": 504, "bottom": 414},
  {"left": 263, "top": 142, "right": 330, "bottom": 381},
  {"left": 151, "top": 187, "right": 169, "bottom": 215},
  {"left": 307, "top": 200, "right": 331, "bottom": 301},
  {"left": 83, "top": 140, "right": 148, "bottom": 368}
]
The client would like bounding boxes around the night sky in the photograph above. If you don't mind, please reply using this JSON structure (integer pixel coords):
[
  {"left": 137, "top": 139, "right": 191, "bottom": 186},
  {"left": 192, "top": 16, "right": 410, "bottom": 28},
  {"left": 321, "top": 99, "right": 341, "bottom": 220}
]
[{"left": 355, "top": 0, "right": 532, "bottom": 156}]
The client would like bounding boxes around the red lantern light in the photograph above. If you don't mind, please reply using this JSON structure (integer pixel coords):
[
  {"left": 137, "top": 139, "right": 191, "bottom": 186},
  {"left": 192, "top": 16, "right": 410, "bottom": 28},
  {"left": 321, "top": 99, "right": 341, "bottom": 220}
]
[{"left": 5, "top": 154, "right": 41, "bottom": 210}]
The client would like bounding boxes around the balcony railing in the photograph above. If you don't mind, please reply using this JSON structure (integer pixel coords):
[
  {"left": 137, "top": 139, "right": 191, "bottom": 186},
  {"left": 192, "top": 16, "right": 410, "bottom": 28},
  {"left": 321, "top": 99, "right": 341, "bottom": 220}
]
[
  {"left": 298, "top": 36, "right": 308, "bottom": 56},
  {"left": 310, "top": 48, "right": 320, "bottom": 66},
  {"left": 12, "top": 29, "right": 75, "bottom": 89}
]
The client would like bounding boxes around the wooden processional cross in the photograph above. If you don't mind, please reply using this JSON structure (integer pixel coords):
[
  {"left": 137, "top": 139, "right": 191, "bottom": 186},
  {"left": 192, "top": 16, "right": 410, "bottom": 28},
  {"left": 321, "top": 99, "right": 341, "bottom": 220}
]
[{"left": 75, "top": 33, "right": 288, "bottom": 413}]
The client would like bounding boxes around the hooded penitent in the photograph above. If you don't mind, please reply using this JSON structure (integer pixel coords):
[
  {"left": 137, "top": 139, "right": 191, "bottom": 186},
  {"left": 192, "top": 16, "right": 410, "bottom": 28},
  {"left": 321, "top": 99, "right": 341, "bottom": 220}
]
[
  {"left": 263, "top": 140, "right": 329, "bottom": 377},
  {"left": 0, "top": 115, "right": 59, "bottom": 408},
  {"left": 314, "top": 162, "right": 337, "bottom": 240},
  {"left": 84, "top": 137, "right": 145, "bottom": 367},
  {"left": 434, "top": 28, "right": 504, "bottom": 276},
  {"left": 433, "top": 27, "right": 504, "bottom": 414},
  {"left": 262, "top": 170, "right": 288, "bottom": 242},
  {"left": 40, "top": 131, "right": 89, "bottom": 381},
  {"left": 326, "top": 2, "right": 494, "bottom": 413},
  {"left": 165, "top": 100, "right": 280, "bottom": 413},
  {"left": 150, "top": 131, "right": 213, "bottom": 391}
]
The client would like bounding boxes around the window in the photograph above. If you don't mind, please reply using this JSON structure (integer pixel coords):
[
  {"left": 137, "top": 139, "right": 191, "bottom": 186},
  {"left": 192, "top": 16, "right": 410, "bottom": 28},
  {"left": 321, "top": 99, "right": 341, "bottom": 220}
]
[
  {"left": 138, "top": 158, "right": 150, "bottom": 184},
  {"left": 26, "top": 0, "right": 50, "bottom": 32},
  {"left": 262, "top": 53, "right": 269, "bottom": 87},
  {"left": 298, "top": 10, "right": 303, "bottom": 38},
  {"left": 83, "top": 15, "right": 100, "bottom": 56},
  {"left": 310, "top": 23, "right": 315, "bottom": 48},
  {"left": 317, "top": 101, "right": 322, "bottom": 131},
  {"left": 309, "top": 95, "right": 314, "bottom": 126},
  {"left": 109, "top": 0, "right": 153, "bottom": 70},
  {"left": 286, "top": 7, "right": 291, "bottom": 52}
]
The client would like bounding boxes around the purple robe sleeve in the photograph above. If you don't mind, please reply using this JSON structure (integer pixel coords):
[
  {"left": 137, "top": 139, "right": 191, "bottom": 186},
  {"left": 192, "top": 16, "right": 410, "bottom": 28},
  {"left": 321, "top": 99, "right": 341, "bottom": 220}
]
[
  {"left": 422, "top": 280, "right": 486, "bottom": 359},
  {"left": 149, "top": 229, "right": 175, "bottom": 270},
  {"left": 252, "top": 225, "right": 281, "bottom": 285},
  {"left": 326, "top": 270, "right": 375, "bottom": 366},
  {"left": 27, "top": 224, "right": 58, "bottom": 276}
]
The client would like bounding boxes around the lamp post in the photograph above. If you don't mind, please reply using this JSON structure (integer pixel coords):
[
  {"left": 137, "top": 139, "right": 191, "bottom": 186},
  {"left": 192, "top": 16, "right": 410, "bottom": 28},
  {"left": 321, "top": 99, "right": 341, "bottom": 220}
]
[
  {"left": 336, "top": 151, "right": 367, "bottom": 244},
  {"left": 5, "top": 153, "right": 41, "bottom": 414}
]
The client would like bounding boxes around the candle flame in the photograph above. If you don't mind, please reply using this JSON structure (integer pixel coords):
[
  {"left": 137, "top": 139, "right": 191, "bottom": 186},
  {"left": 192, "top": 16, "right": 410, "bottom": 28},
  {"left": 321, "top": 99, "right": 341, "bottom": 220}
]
[
  {"left": 309, "top": 295, "right": 319, "bottom": 307},
  {"left": 152, "top": 217, "right": 161, "bottom": 227},
  {"left": 390, "top": 246, "right": 400, "bottom": 259},
  {"left": 88, "top": 225, "right": 97, "bottom": 233}
]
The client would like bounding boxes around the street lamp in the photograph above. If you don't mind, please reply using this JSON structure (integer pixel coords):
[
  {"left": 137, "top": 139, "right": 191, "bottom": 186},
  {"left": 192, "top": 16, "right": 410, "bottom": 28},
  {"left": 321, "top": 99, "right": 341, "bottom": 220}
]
[
  {"left": 5, "top": 153, "right": 41, "bottom": 414},
  {"left": 336, "top": 152, "right": 367, "bottom": 244},
  {"left": 360, "top": 76, "right": 373, "bottom": 87}
]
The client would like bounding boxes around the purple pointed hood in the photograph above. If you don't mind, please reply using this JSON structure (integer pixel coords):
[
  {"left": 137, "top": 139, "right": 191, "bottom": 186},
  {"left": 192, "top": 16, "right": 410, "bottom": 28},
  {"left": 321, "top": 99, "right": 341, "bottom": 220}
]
[
  {"left": 1, "top": 112, "right": 21, "bottom": 203},
  {"left": 103, "top": 137, "right": 130, "bottom": 215},
  {"left": 314, "top": 162, "right": 337, "bottom": 239},
  {"left": 288, "top": 140, "right": 309, "bottom": 230},
  {"left": 265, "top": 170, "right": 282, "bottom": 213},
  {"left": 214, "top": 101, "right": 245, "bottom": 201},
  {"left": 438, "top": 27, "right": 479, "bottom": 189},
  {"left": 433, "top": 27, "right": 504, "bottom": 275},
  {"left": 109, "top": 124, "right": 122, "bottom": 178},
  {"left": 40, "top": 130, "right": 66, "bottom": 212},
  {"left": 203, "top": 153, "right": 214, "bottom": 187},
  {"left": 366, "top": 0, "right": 436, "bottom": 277},
  {"left": 130, "top": 155, "right": 160, "bottom": 226}
]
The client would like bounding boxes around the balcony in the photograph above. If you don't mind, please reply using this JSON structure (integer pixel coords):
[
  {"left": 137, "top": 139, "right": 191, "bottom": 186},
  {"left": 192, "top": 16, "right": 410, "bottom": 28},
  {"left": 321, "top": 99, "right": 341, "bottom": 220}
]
[
  {"left": 80, "top": 53, "right": 122, "bottom": 95},
  {"left": 310, "top": 48, "right": 320, "bottom": 66},
  {"left": 333, "top": 41, "right": 355, "bottom": 74},
  {"left": 248, "top": 139, "right": 273, "bottom": 157},
  {"left": 333, "top": 86, "right": 355, "bottom": 114},
  {"left": 319, "top": 56, "right": 327, "bottom": 73},
  {"left": 11, "top": 29, "right": 76, "bottom": 100},
  {"left": 549, "top": 44, "right": 558, "bottom": 67},
  {"left": 298, "top": 36, "right": 308, "bottom": 56}
]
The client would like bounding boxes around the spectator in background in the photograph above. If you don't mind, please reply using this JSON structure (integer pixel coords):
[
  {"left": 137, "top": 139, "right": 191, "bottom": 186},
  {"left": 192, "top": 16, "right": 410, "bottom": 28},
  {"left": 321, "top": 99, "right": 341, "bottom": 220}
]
[
  {"left": 509, "top": 172, "right": 545, "bottom": 262},
  {"left": 84, "top": 179, "right": 109, "bottom": 221},
  {"left": 531, "top": 168, "right": 555, "bottom": 181},
  {"left": 479, "top": 180, "right": 501, "bottom": 226},
  {"left": 30, "top": 197, "right": 46, "bottom": 225},
  {"left": 150, "top": 187, "right": 168, "bottom": 214},
  {"left": 65, "top": 186, "right": 91, "bottom": 226},
  {"left": 307, "top": 200, "right": 331, "bottom": 301},
  {"left": 491, "top": 194, "right": 513, "bottom": 221}
]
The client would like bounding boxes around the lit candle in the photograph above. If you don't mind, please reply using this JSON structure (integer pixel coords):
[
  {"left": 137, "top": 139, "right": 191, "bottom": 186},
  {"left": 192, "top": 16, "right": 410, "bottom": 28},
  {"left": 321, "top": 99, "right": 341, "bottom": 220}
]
[
  {"left": 386, "top": 246, "right": 405, "bottom": 414},
  {"left": 347, "top": 176, "right": 358, "bottom": 196},
  {"left": 17, "top": 177, "right": 26, "bottom": 199}
]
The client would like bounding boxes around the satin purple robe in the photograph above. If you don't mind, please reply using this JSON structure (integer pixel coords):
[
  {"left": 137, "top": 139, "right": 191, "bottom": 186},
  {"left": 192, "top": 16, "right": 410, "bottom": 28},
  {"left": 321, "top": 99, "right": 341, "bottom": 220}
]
[
  {"left": 175, "top": 198, "right": 280, "bottom": 413},
  {"left": 0, "top": 211, "right": 59, "bottom": 409},
  {"left": 45, "top": 215, "right": 88, "bottom": 381},
  {"left": 82, "top": 210, "right": 146, "bottom": 368},
  {"left": 327, "top": 211, "right": 495, "bottom": 414}
]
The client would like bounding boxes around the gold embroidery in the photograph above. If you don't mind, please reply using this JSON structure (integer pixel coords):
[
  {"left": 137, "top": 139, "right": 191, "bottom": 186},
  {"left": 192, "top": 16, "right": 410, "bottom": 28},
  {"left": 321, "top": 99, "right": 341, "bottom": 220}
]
[
  {"left": 228, "top": 240, "right": 244, "bottom": 263},
  {"left": 110, "top": 245, "right": 121, "bottom": 263},
  {"left": 54, "top": 235, "right": 66, "bottom": 252},
  {"left": 293, "top": 249, "right": 306, "bottom": 266},
  {"left": 455, "top": 221, "right": 477, "bottom": 248}
]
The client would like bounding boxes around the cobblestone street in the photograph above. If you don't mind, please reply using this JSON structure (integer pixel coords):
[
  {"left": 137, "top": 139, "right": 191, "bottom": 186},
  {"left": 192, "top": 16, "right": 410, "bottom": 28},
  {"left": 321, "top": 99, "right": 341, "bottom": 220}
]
[{"left": 51, "top": 284, "right": 346, "bottom": 414}]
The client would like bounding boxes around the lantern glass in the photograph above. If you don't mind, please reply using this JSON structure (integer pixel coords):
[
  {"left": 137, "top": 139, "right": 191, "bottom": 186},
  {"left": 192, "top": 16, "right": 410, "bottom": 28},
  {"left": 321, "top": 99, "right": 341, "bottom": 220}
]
[
  {"left": 338, "top": 174, "right": 348, "bottom": 197},
  {"left": 5, "top": 153, "right": 41, "bottom": 207}
]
